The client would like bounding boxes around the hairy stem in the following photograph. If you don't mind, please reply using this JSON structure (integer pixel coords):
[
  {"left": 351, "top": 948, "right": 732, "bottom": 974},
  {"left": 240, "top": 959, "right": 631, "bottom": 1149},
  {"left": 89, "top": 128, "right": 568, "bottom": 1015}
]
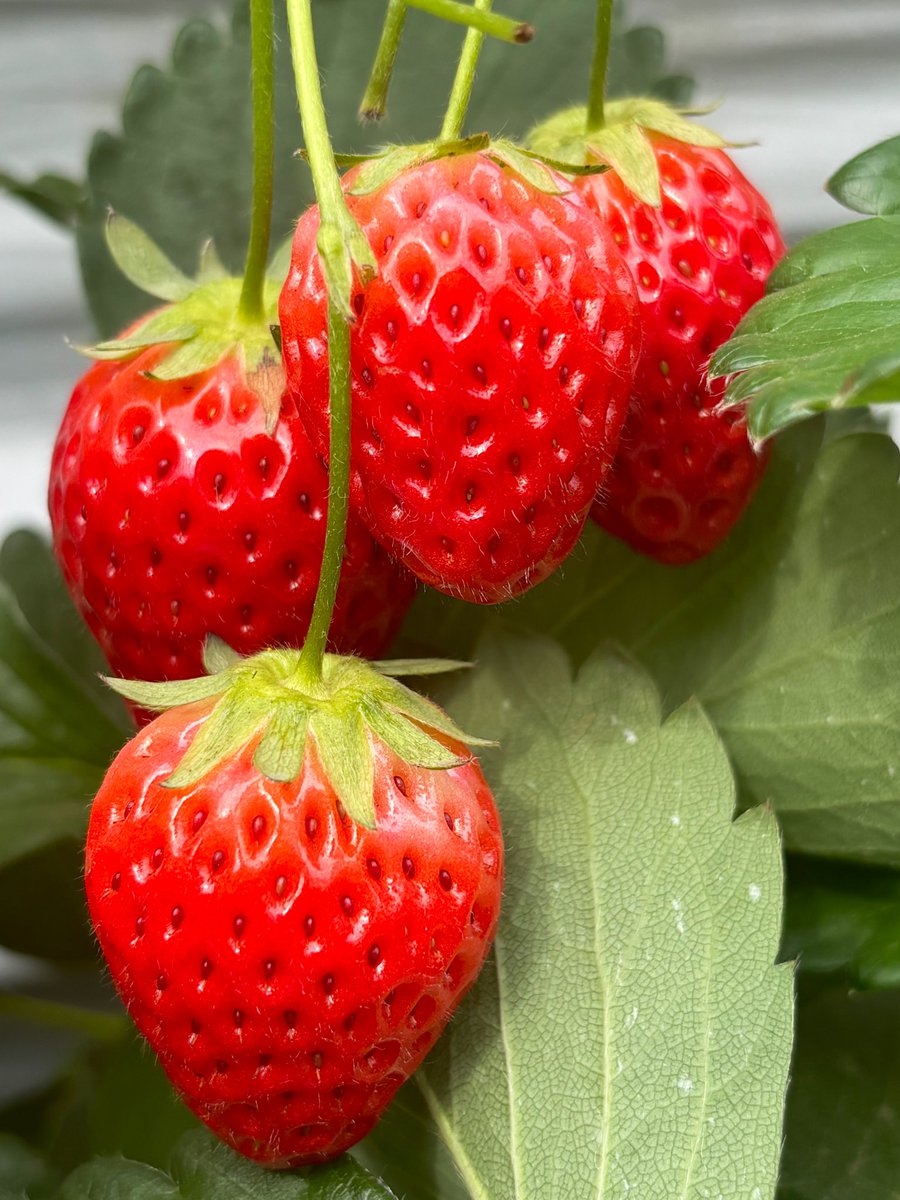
[
  {"left": 238, "top": 0, "right": 275, "bottom": 322},
  {"left": 297, "top": 301, "right": 352, "bottom": 681},
  {"left": 586, "top": 0, "right": 614, "bottom": 133},
  {"left": 439, "top": 0, "right": 494, "bottom": 143},
  {"left": 286, "top": 0, "right": 360, "bottom": 684},
  {"left": 409, "top": 0, "right": 531, "bottom": 43}
]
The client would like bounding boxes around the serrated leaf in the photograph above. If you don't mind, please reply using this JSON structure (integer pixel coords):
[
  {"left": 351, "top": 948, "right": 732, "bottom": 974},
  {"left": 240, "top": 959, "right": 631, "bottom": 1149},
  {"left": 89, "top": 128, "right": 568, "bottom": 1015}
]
[
  {"left": 57, "top": 1129, "right": 398, "bottom": 1199},
  {"left": 106, "top": 214, "right": 195, "bottom": 302},
  {"left": 58, "top": 0, "right": 689, "bottom": 336},
  {"left": 423, "top": 633, "right": 791, "bottom": 1200},
  {"left": 712, "top": 214, "right": 900, "bottom": 438},
  {"left": 309, "top": 710, "right": 375, "bottom": 828},
  {"left": 403, "top": 422, "right": 900, "bottom": 868},
  {"left": 779, "top": 986, "right": 900, "bottom": 1200},
  {"left": 827, "top": 133, "right": 900, "bottom": 216}
]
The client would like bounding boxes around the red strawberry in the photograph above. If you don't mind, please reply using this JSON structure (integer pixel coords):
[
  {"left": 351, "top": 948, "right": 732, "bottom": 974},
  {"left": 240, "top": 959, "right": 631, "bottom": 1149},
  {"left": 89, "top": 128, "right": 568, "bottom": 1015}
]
[
  {"left": 576, "top": 135, "right": 785, "bottom": 562},
  {"left": 279, "top": 150, "right": 640, "bottom": 603},
  {"left": 85, "top": 650, "right": 503, "bottom": 1167},
  {"left": 49, "top": 343, "right": 415, "bottom": 687}
]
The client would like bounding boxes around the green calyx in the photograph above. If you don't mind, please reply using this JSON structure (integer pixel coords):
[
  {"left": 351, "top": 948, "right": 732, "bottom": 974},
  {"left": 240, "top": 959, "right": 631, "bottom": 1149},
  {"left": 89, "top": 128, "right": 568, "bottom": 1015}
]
[
  {"left": 330, "top": 132, "right": 608, "bottom": 200},
  {"left": 77, "top": 214, "right": 287, "bottom": 427},
  {"left": 527, "top": 98, "right": 731, "bottom": 207},
  {"left": 105, "top": 639, "right": 492, "bottom": 830}
]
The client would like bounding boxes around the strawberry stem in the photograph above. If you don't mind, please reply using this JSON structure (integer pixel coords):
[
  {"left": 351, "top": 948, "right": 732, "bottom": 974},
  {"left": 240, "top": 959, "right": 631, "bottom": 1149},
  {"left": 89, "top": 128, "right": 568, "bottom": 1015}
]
[
  {"left": 238, "top": 0, "right": 275, "bottom": 323},
  {"left": 360, "top": 0, "right": 409, "bottom": 122},
  {"left": 439, "top": 0, "right": 493, "bottom": 143},
  {"left": 409, "top": 0, "right": 532, "bottom": 43},
  {"left": 286, "top": 0, "right": 367, "bottom": 685},
  {"left": 297, "top": 301, "right": 351, "bottom": 681},
  {"left": 585, "top": 0, "right": 614, "bottom": 133}
]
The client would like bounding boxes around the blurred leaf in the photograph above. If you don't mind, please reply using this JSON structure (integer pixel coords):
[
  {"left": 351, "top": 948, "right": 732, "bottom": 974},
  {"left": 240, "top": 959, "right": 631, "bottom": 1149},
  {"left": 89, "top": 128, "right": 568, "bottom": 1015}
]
[
  {"left": 58, "top": 1128, "right": 398, "bottom": 1199},
  {"left": 422, "top": 633, "right": 791, "bottom": 1200},
  {"left": 779, "top": 986, "right": 900, "bottom": 1200},
  {"left": 712, "top": 210, "right": 900, "bottom": 440},
  {"left": 0, "top": 532, "right": 128, "bottom": 957},
  {"left": 0, "top": 532, "right": 128, "bottom": 734},
  {"left": 783, "top": 857, "right": 900, "bottom": 989},
  {"left": 0, "top": 171, "right": 84, "bottom": 229},
  {"left": 404, "top": 423, "right": 900, "bottom": 868},
  {"left": 69, "top": 0, "right": 690, "bottom": 336},
  {"left": 0, "top": 1133, "right": 56, "bottom": 1198},
  {"left": 827, "top": 134, "right": 900, "bottom": 216},
  {"left": 0, "top": 842, "right": 93, "bottom": 963}
]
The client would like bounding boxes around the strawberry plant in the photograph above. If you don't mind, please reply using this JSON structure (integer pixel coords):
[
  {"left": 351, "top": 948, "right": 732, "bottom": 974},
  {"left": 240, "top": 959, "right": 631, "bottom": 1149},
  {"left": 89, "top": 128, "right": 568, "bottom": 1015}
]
[{"left": 2, "top": 1, "right": 900, "bottom": 1197}]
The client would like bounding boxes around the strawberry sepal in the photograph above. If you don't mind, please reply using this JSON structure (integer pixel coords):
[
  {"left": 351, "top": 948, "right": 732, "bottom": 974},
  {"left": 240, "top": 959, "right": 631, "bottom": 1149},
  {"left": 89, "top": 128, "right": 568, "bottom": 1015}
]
[{"left": 103, "top": 642, "right": 492, "bottom": 830}]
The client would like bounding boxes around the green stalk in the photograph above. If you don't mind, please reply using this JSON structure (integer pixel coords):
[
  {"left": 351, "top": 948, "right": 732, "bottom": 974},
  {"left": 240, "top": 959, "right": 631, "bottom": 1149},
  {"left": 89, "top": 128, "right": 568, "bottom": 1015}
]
[
  {"left": 285, "top": 0, "right": 362, "bottom": 684},
  {"left": 439, "top": 0, "right": 494, "bottom": 143},
  {"left": 408, "top": 0, "right": 531, "bottom": 43},
  {"left": 0, "top": 992, "right": 128, "bottom": 1042},
  {"left": 360, "top": 0, "right": 409, "bottom": 121},
  {"left": 585, "top": 0, "right": 614, "bottom": 134},
  {"left": 298, "top": 302, "right": 351, "bottom": 679},
  {"left": 238, "top": 0, "right": 275, "bottom": 322}
]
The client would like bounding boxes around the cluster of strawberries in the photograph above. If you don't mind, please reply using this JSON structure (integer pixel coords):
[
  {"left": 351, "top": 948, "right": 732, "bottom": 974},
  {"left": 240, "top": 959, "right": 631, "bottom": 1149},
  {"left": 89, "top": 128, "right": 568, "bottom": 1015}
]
[
  {"left": 51, "top": 136, "right": 782, "bottom": 686},
  {"left": 49, "top": 129, "right": 782, "bottom": 1171}
]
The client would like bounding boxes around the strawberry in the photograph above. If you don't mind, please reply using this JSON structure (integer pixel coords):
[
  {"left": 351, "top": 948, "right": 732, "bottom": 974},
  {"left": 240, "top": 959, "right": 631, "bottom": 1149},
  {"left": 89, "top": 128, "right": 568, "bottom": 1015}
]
[
  {"left": 84, "top": 648, "right": 503, "bottom": 1167},
  {"left": 279, "top": 150, "right": 640, "bottom": 603},
  {"left": 529, "top": 104, "right": 786, "bottom": 563},
  {"left": 49, "top": 347, "right": 414, "bottom": 683},
  {"left": 49, "top": 218, "right": 415, "bottom": 693}
]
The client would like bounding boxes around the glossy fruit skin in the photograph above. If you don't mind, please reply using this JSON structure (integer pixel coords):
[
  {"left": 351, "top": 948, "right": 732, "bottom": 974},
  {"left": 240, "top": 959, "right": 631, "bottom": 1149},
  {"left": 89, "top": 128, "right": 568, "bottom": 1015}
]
[
  {"left": 280, "top": 152, "right": 640, "bottom": 603},
  {"left": 578, "top": 136, "right": 785, "bottom": 563},
  {"left": 85, "top": 701, "right": 503, "bottom": 1167},
  {"left": 49, "top": 348, "right": 415, "bottom": 685}
]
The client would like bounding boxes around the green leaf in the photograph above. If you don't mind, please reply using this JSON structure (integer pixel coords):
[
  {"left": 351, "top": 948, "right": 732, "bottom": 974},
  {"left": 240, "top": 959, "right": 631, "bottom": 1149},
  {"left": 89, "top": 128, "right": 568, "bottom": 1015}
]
[
  {"left": 827, "top": 134, "right": 900, "bottom": 216},
  {"left": 0, "top": 170, "right": 84, "bottom": 228},
  {"left": 0, "top": 562, "right": 128, "bottom": 886},
  {"left": 783, "top": 856, "right": 900, "bottom": 988},
  {"left": 712, "top": 212, "right": 900, "bottom": 439},
  {"left": 65, "top": 0, "right": 690, "bottom": 336},
  {"left": 0, "top": 531, "right": 127, "bottom": 731},
  {"left": 421, "top": 633, "right": 791, "bottom": 1200},
  {"left": 0, "top": 1134, "right": 55, "bottom": 1198},
  {"left": 58, "top": 1129, "right": 398, "bottom": 1199},
  {"left": 163, "top": 691, "right": 269, "bottom": 789},
  {"left": 779, "top": 986, "right": 900, "bottom": 1200},
  {"left": 404, "top": 423, "right": 900, "bottom": 868}
]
